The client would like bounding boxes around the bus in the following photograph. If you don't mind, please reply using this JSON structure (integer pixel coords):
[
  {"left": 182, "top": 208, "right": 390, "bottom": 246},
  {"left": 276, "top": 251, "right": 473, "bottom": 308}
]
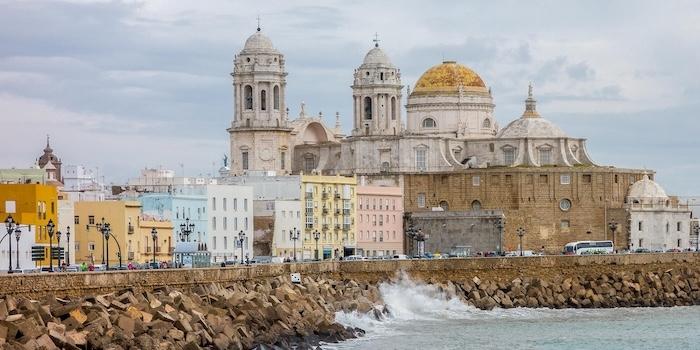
[{"left": 564, "top": 240, "right": 614, "bottom": 255}]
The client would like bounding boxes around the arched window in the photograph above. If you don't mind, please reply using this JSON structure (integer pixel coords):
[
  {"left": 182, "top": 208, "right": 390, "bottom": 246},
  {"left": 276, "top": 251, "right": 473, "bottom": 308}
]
[
  {"left": 364, "top": 97, "right": 372, "bottom": 120},
  {"left": 244, "top": 85, "right": 253, "bottom": 110},
  {"left": 260, "top": 90, "right": 267, "bottom": 111},
  {"left": 273, "top": 86, "right": 280, "bottom": 110},
  {"left": 482, "top": 119, "right": 491, "bottom": 128},
  {"left": 391, "top": 97, "right": 397, "bottom": 120},
  {"left": 471, "top": 200, "right": 482, "bottom": 211},
  {"left": 422, "top": 118, "right": 436, "bottom": 128}
]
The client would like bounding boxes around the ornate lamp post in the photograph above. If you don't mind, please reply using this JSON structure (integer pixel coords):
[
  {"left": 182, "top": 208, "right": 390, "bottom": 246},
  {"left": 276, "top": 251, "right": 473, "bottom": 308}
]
[
  {"left": 179, "top": 218, "right": 194, "bottom": 242},
  {"left": 65, "top": 226, "right": 71, "bottom": 266},
  {"left": 56, "top": 229, "right": 62, "bottom": 268},
  {"left": 495, "top": 217, "right": 505, "bottom": 255},
  {"left": 238, "top": 230, "right": 246, "bottom": 264},
  {"left": 313, "top": 230, "right": 320, "bottom": 261},
  {"left": 47, "top": 219, "right": 55, "bottom": 271},
  {"left": 608, "top": 220, "right": 618, "bottom": 252},
  {"left": 516, "top": 227, "right": 526, "bottom": 256},
  {"left": 290, "top": 228, "right": 300, "bottom": 262},
  {"left": 694, "top": 225, "right": 700, "bottom": 252},
  {"left": 86, "top": 218, "right": 111, "bottom": 267},
  {"left": 13, "top": 228, "right": 21, "bottom": 270},
  {"left": 151, "top": 228, "right": 158, "bottom": 267}
]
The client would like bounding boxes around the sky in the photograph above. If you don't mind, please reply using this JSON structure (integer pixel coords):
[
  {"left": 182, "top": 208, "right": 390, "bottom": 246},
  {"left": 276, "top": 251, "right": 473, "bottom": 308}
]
[{"left": 0, "top": 0, "right": 699, "bottom": 195}]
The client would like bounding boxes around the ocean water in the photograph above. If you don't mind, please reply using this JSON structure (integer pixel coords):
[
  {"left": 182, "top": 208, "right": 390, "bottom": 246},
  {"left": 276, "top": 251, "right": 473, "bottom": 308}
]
[{"left": 329, "top": 275, "right": 700, "bottom": 350}]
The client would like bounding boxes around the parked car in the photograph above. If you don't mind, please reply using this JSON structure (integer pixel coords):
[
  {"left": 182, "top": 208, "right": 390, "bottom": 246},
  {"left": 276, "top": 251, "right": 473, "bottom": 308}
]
[
  {"left": 392, "top": 254, "right": 409, "bottom": 260},
  {"left": 634, "top": 248, "right": 651, "bottom": 253},
  {"left": 665, "top": 248, "right": 682, "bottom": 253},
  {"left": 253, "top": 256, "right": 272, "bottom": 264},
  {"left": 344, "top": 255, "right": 365, "bottom": 261}
]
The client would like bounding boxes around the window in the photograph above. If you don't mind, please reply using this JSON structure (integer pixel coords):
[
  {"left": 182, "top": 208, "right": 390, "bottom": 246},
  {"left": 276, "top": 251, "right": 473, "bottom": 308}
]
[
  {"left": 391, "top": 97, "right": 397, "bottom": 120},
  {"left": 88, "top": 216, "right": 95, "bottom": 225},
  {"left": 539, "top": 148, "right": 552, "bottom": 165},
  {"left": 482, "top": 119, "right": 491, "bottom": 128},
  {"left": 224, "top": 236, "right": 228, "bottom": 249},
  {"left": 666, "top": 222, "right": 670, "bottom": 233},
  {"left": 416, "top": 149, "right": 427, "bottom": 170},
  {"left": 306, "top": 215, "right": 314, "bottom": 229},
  {"left": 417, "top": 193, "right": 426, "bottom": 208},
  {"left": 260, "top": 90, "right": 267, "bottom": 110},
  {"left": 504, "top": 149, "right": 515, "bottom": 165},
  {"left": 244, "top": 85, "right": 253, "bottom": 110},
  {"left": 304, "top": 156, "right": 315, "bottom": 172},
  {"left": 559, "top": 198, "right": 572, "bottom": 211},
  {"left": 583, "top": 174, "right": 592, "bottom": 183},
  {"left": 74, "top": 216, "right": 79, "bottom": 224},
  {"left": 471, "top": 200, "right": 481, "bottom": 211},
  {"left": 273, "top": 85, "right": 280, "bottom": 110},
  {"left": 281, "top": 151, "right": 286, "bottom": 170},
  {"left": 212, "top": 216, "right": 217, "bottom": 230},
  {"left": 88, "top": 242, "right": 95, "bottom": 251},
  {"left": 539, "top": 174, "right": 548, "bottom": 184},
  {"left": 472, "top": 176, "right": 480, "bottom": 186},
  {"left": 212, "top": 236, "right": 217, "bottom": 250},
  {"left": 223, "top": 217, "right": 227, "bottom": 230},
  {"left": 491, "top": 175, "right": 500, "bottom": 185},
  {"left": 244, "top": 199, "right": 248, "bottom": 211},
  {"left": 212, "top": 197, "right": 216, "bottom": 211},
  {"left": 422, "top": 118, "right": 436, "bottom": 128},
  {"left": 364, "top": 96, "right": 372, "bottom": 120},
  {"left": 505, "top": 174, "right": 512, "bottom": 184},
  {"left": 234, "top": 217, "right": 238, "bottom": 230},
  {"left": 223, "top": 198, "right": 227, "bottom": 211},
  {"left": 244, "top": 217, "right": 248, "bottom": 230},
  {"left": 677, "top": 239, "right": 682, "bottom": 248},
  {"left": 242, "top": 152, "right": 249, "bottom": 170},
  {"left": 677, "top": 222, "right": 682, "bottom": 231},
  {"left": 560, "top": 220, "right": 570, "bottom": 229},
  {"left": 638, "top": 221, "right": 643, "bottom": 231},
  {"left": 234, "top": 198, "right": 238, "bottom": 211},
  {"left": 379, "top": 215, "right": 383, "bottom": 226},
  {"left": 74, "top": 241, "right": 79, "bottom": 252},
  {"left": 560, "top": 174, "right": 571, "bottom": 185}
]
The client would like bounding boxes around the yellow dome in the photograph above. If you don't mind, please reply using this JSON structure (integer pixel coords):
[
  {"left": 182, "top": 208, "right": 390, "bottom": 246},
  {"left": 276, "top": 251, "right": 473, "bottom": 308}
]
[{"left": 413, "top": 61, "right": 487, "bottom": 96}]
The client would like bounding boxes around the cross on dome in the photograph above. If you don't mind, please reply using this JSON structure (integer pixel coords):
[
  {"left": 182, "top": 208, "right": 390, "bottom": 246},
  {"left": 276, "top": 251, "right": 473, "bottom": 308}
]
[
  {"left": 256, "top": 15, "right": 261, "bottom": 31},
  {"left": 373, "top": 32, "right": 380, "bottom": 47}
]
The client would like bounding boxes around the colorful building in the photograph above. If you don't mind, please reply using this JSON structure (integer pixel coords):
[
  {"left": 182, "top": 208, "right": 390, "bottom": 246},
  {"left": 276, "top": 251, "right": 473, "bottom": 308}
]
[
  {"left": 134, "top": 218, "right": 174, "bottom": 264},
  {"left": 0, "top": 184, "right": 58, "bottom": 270},
  {"left": 73, "top": 201, "right": 143, "bottom": 267},
  {"left": 301, "top": 174, "right": 357, "bottom": 260},
  {"left": 139, "top": 189, "right": 208, "bottom": 248},
  {"left": 356, "top": 185, "right": 404, "bottom": 257}
]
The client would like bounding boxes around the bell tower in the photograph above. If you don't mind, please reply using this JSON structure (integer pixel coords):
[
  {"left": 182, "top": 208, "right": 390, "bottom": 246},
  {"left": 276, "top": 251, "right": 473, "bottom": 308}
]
[
  {"left": 351, "top": 35, "right": 403, "bottom": 136},
  {"left": 227, "top": 24, "right": 293, "bottom": 175}
]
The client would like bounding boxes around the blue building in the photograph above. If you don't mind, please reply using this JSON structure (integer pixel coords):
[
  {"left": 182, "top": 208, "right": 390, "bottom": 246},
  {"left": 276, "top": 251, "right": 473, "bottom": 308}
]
[{"left": 139, "top": 187, "right": 208, "bottom": 247}]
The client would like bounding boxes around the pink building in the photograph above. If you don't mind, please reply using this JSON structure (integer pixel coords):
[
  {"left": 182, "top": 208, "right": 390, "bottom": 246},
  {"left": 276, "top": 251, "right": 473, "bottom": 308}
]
[{"left": 356, "top": 185, "right": 404, "bottom": 257}]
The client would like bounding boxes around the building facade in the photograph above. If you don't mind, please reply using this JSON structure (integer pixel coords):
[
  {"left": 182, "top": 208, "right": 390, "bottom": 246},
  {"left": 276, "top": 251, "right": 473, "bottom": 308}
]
[
  {"left": 356, "top": 185, "right": 404, "bottom": 257},
  {"left": 626, "top": 176, "right": 692, "bottom": 251},
  {"left": 300, "top": 174, "right": 357, "bottom": 260},
  {"left": 73, "top": 201, "right": 141, "bottom": 266},
  {"left": 0, "top": 184, "right": 58, "bottom": 270},
  {"left": 207, "top": 185, "right": 254, "bottom": 263},
  {"left": 62, "top": 165, "right": 106, "bottom": 202},
  {"left": 139, "top": 189, "right": 208, "bottom": 248}
]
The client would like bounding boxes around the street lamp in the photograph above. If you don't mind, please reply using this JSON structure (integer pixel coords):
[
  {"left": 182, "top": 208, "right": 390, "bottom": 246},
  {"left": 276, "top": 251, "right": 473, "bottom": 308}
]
[
  {"left": 13, "top": 227, "right": 20, "bottom": 270},
  {"left": 65, "top": 226, "right": 71, "bottom": 266},
  {"left": 151, "top": 228, "right": 158, "bottom": 267},
  {"left": 86, "top": 218, "right": 111, "bottom": 267},
  {"left": 516, "top": 227, "right": 526, "bottom": 256},
  {"left": 47, "top": 219, "right": 55, "bottom": 272},
  {"left": 313, "top": 230, "right": 320, "bottom": 261},
  {"left": 494, "top": 217, "right": 505, "bottom": 255},
  {"left": 608, "top": 220, "right": 618, "bottom": 253},
  {"left": 179, "top": 218, "right": 194, "bottom": 242},
  {"left": 694, "top": 225, "right": 700, "bottom": 252},
  {"left": 3, "top": 215, "right": 30, "bottom": 273},
  {"left": 237, "top": 230, "right": 245, "bottom": 265},
  {"left": 56, "top": 229, "right": 62, "bottom": 268},
  {"left": 290, "top": 228, "right": 300, "bottom": 262}
]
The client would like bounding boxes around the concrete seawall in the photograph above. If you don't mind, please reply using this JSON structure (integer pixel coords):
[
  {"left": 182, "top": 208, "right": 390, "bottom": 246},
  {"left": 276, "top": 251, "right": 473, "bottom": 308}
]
[{"left": 1, "top": 253, "right": 697, "bottom": 298}]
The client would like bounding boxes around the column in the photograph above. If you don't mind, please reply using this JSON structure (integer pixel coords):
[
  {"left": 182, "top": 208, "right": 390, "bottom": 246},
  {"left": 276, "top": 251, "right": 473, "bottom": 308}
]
[{"left": 372, "top": 94, "right": 378, "bottom": 133}]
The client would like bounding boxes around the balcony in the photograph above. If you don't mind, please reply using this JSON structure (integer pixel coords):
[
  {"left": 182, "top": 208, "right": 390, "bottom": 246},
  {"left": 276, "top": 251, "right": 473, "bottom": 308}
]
[
  {"left": 305, "top": 192, "right": 313, "bottom": 199},
  {"left": 322, "top": 207, "right": 329, "bottom": 215},
  {"left": 335, "top": 209, "right": 341, "bottom": 216},
  {"left": 343, "top": 224, "right": 351, "bottom": 231},
  {"left": 322, "top": 192, "right": 329, "bottom": 199},
  {"left": 334, "top": 193, "right": 341, "bottom": 200},
  {"left": 335, "top": 224, "right": 341, "bottom": 230},
  {"left": 127, "top": 224, "right": 134, "bottom": 235},
  {"left": 322, "top": 224, "right": 329, "bottom": 230}
]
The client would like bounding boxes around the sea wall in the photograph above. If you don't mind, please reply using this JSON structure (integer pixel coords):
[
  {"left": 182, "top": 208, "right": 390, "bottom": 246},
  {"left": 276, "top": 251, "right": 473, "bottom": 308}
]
[{"left": 0, "top": 253, "right": 697, "bottom": 298}]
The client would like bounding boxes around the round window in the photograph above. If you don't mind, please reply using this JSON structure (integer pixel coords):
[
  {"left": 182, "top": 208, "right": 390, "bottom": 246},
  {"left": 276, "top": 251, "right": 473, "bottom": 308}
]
[
  {"left": 246, "top": 57, "right": 251, "bottom": 62},
  {"left": 559, "top": 198, "right": 572, "bottom": 211}
]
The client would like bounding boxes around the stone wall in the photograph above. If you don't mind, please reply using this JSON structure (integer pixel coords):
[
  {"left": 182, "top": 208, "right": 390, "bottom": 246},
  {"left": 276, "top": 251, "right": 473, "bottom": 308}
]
[
  {"left": 0, "top": 253, "right": 697, "bottom": 299},
  {"left": 405, "top": 210, "right": 504, "bottom": 255}
]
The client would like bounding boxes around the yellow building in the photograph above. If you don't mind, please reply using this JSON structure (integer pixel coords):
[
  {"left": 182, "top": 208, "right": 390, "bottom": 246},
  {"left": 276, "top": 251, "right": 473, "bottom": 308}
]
[
  {"left": 0, "top": 184, "right": 58, "bottom": 269},
  {"left": 300, "top": 174, "right": 357, "bottom": 260},
  {"left": 73, "top": 201, "right": 133, "bottom": 267},
  {"left": 134, "top": 218, "right": 173, "bottom": 265}
]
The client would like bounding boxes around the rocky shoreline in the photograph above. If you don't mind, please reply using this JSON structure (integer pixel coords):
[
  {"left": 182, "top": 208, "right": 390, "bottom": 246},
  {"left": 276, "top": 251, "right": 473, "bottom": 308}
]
[{"left": 0, "top": 265, "right": 698, "bottom": 349}]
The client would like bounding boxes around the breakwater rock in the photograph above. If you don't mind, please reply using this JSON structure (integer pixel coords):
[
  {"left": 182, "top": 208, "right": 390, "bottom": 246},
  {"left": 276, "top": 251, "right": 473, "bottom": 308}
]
[{"left": 0, "top": 276, "right": 384, "bottom": 350}]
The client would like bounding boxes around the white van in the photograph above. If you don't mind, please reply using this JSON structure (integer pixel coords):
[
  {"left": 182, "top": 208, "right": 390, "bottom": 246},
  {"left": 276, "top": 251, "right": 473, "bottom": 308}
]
[
  {"left": 392, "top": 254, "right": 408, "bottom": 260},
  {"left": 344, "top": 255, "right": 365, "bottom": 261}
]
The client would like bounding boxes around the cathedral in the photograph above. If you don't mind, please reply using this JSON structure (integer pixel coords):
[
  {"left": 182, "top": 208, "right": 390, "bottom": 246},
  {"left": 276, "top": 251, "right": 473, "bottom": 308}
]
[
  {"left": 227, "top": 27, "right": 690, "bottom": 253},
  {"left": 228, "top": 28, "right": 594, "bottom": 179}
]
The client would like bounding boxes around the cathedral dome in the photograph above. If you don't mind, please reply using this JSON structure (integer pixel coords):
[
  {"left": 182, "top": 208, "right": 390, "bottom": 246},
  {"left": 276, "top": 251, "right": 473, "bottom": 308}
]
[
  {"left": 363, "top": 47, "right": 393, "bottom": 66},
  {"left": 242, "top": 30, "right": 277, "bottom": 53},
  {"left": 412, "top": 61, "right": 487, "bottom": 96},
  {"left": 628, "top": 175, "right": 668, "bottom": 199},
  {"left": 497, "top": 118, "right": 567, "bottom": 139}
]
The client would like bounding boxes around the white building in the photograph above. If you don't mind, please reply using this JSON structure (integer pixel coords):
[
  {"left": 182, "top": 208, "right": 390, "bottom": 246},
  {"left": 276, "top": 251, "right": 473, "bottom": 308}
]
[
  {"left": 62, "top": 165, "right": 106, "bottom": 202},
  {"left": 0, "top": 224, "right": 36, "bottom": 272},
  {"left": 207, "top": 184, "right": 254, "bottom": 263},
  {"left": 626, "top": 175, "right": 692, "bottom": 251},
  {"left": 127, "top": 168, "right": 218, "bottom": 193},
  {"left": 57, "top": 196, "right": 76, "bottom": 266},
  {"left": 271, "top": 200, "right": 302, "bottom": 258}
]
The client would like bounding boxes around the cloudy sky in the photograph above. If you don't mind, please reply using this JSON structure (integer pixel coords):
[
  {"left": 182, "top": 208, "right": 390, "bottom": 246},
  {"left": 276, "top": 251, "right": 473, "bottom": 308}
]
[{"left": 1, "top": 1, "right": 699, "bottom": 195}]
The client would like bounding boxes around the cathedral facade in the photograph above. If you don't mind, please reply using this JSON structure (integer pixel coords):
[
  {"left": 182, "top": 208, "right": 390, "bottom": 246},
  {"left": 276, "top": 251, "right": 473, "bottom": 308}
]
[{"left": 227, "top": 29, "right": 687, "bottom": 253}]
